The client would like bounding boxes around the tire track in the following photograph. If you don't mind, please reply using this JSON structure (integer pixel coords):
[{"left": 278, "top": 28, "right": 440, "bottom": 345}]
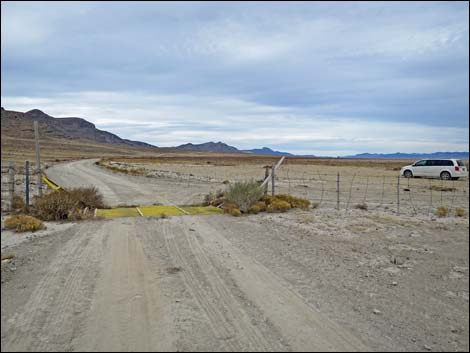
[
  {"left": 185, "top": 216, "right": 369, "bottom": 352},
  {"left": 161, "top": 220, "right": 284, "bottom": 352},
  {"left": 3, "top": 222, "right": 105, "bottom": 352},
  {"left": 77, "top": 219, "right": 173, "bottom": 352}
]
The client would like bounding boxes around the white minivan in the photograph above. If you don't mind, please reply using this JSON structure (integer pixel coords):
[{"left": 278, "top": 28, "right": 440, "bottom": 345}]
[{"left": 401, "top": 159, "right": 468, "bottom": 180}]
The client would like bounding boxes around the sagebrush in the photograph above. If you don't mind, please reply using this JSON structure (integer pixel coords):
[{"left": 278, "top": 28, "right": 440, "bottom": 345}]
[
  {"left": 33, "top": 187, "right": 105, "bottom": 221},
  {"left": 226, "top": 180, "right": 263, "bottom": 212}
]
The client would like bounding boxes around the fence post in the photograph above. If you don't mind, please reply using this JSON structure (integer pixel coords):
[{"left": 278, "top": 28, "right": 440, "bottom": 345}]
[
  {"left": 271, "top": 163, "right": 275, "bottom": 196},
  {"left": 25, "top": 161, "right": 30, "bottom": 207},
  {"left": 397, "top": 175, "right": 400, "bottom": 215},
  {"left": 8, "top": 161, "right": 15, "bottom": 211},
  {"left": 336, "top": 172, "right": 340, "bottom": 210},
  {"left": 264, "top": 166, "right": 270, "bottom": 196}
]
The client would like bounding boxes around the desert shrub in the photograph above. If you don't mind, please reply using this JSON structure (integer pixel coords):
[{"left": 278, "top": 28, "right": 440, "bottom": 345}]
[
  {"left": 249, "top": 205, "right": 261, "bottom": 214},
  {"left": 229, "top": 208, "right": 242, "bottom": 217},
  {"left": 275, "top": 194, "right": 311, "bottom": 209},
  {"left": 435, "top": 207, "right": 449, "bottom": 218},
  {"left": 354, "top": 203, "right": 368, "bottom": 211},
  {"left": 267, "top": 200, "right": 291, "bottom": 213},
  {"left": 12, "top": 194, "right": 26, "bottom": 213},
  {"left": 455, "top": 208, "right": 467, "bottom": 217},
  {"left": 252, "top": 201, "right": 267, "bottom": 212},
  {"left": 226, "top": 180, "right": 263, "bottom": 212},
  {"left": 223, "top": 201, "right": 239, "bottom": 214},
  {"left": 261, "top": 195, "right": 275, "bottom": 205},
  {"left": 33, "top": 187, "right": 105, "bottom": 221},
  {"left": 222, "top": 180, "right": 230, "bottom": 184},
  {"left": 203, "top": 192, "right": 215, "bottom": 206},
  {"left": 203, "top": 189, "right": 226, "bottom": 207},
  {"left": 4, "top": 215, "right": 44, "bottom": 232}
]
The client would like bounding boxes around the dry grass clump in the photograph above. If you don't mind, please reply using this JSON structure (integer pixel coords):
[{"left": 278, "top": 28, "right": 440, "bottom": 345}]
[
  {"left": 226, "top": 180, "right": 263, "bottom": 213},
  {"left": 229, "top": 208, "right": 242, "bottom": 217},
  {"left": 223, "top": 201, "right": 240, "bottom": 215},
  {"left": 249, "top": 201, "right": 267, "bottom": 214},
  {"left": 203, "top": 189, "right": 226, "bottom": 207},
  {"left": 267, "top": 199, "right": 291, "bottom": 213},
  {"left": 354, "top": 203, "right": 368, "bottom": 211},
  {"left": 275, "top": 194, "right": 311, "bottom": 209},
  {"left": 455, "top": 208, "right": 467, "bottom": 217},
  {"left": 430, "top": 185, "right": 456, "bottom": 192},
  {"left": 435, "top": 207, "right": 449, "bottom": 218},
  {"left": 4, "top": 215, "right": 44, "bottom": 232},
  {"left": 33, "top": 187, "right": 105, "bottom": 221},
  {"left": 12, "top": 194, "right": 27, "bottom": 213}
]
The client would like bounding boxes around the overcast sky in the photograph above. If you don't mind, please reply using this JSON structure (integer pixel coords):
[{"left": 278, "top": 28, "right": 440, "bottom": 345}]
[{"left": 1, "top": 1, "right": 469, "bottom": 156}]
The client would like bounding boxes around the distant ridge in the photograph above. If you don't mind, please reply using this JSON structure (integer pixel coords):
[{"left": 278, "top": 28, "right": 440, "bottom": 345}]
[
  {"left": 345, "top": 152, "right": 469, "bottom": 159},
  {"left": 174, "top": 142, "right": 294, "bottom": 156},
  {"left": 242, "top": 147, "right": 293, "bottom": 156},
  {"left": 175, "top": 141, "right": 239, "bottom": 153}
]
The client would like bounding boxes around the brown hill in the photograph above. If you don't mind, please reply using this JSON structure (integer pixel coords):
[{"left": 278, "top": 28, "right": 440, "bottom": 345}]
[
  {"left": 1, "top": 107, "right": 156, "bottom": 148},
  {"left": 1, "top": 107, "right": 159, "bottom": 164}
]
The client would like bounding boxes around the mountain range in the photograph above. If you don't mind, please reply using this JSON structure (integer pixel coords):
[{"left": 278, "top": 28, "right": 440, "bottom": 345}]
[
  {"left": 344, "top": 152, "right": 469, "bottom": 159},
  {"left": 1, "top": 107, "right": 156, "bottom": 149},
  {"left": 2, "top": 108, "right": 467, "bottom": 159}
]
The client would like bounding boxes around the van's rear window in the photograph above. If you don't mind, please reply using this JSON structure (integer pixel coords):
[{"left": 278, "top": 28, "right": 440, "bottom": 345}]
[{"left": 457, "top": 160, "right": 466, "bottom": 167}]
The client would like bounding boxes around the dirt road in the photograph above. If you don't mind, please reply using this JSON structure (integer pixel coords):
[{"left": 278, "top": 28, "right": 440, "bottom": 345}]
[
  {"left": 45, "top": 159, "right": 219, "bottom": 206},
  {"left": 2, "top": 159, "right": 468, "bottom": 351}
]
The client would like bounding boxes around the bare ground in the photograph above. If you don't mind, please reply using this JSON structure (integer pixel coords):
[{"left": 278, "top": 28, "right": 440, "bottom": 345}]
[{"left": 1, "top": 159, "right": 468, "bottom": 352}]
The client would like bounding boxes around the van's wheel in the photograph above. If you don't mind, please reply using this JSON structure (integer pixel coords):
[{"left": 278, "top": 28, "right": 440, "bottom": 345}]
[
  {"left": 404, "top": 170, "right": 413, "bottom": 178},
  {"left": 440, "top": 171, "right": 451, "bottom": 180}
]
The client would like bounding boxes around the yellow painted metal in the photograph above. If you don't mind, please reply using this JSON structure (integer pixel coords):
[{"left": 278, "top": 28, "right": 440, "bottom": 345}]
[
  {"left": 139, "top": 205, "right": 184, "bottom": 217},
  {"left": 95, "top": 205, "right": 223, "bottom": 218},
  {"left": 96, "top": 207, "right": 140, "bottom": 218},
  {"left": 181, "top": 206, "right": 223, "bottom": 215},
  {"left": 41, "top": 175, "right": 64, "bottom": 191}
]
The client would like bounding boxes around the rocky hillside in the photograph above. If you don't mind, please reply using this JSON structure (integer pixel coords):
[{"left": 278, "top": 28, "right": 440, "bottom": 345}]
[
  {"left": 1, "top": 107, "right": 156, "bottom": 149},
  {"left": 175, "top": 141, "right": 239, "bottom": 153}
]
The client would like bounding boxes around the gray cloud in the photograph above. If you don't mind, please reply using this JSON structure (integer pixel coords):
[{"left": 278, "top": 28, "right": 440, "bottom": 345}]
[{"left": 1, "top": 1, "right": 468, "bottom": 155}]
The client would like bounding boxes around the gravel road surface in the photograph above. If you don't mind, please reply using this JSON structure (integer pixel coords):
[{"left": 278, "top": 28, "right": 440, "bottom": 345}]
[{"left": 2, "top": 159, "right": 468, "bottom": 351}]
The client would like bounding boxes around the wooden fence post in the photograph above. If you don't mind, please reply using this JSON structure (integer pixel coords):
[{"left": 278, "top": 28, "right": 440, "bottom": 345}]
[
  {"left": 264, "top": 166, "right": 270, "bottom": 196},
  {"left": 271, "top": 163, "right": 275, "bottom": 196},
  {"left": 25, "top": 160, "right": 30, "bottom": 207},
  {"left": 8, "top": 161, "right": 15, "bottom": 211}
]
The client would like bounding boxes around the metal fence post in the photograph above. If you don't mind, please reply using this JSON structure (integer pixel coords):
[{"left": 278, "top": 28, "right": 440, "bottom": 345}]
[
  {"left": 397, "top": 175, "right": 400, "bottom": 215},
  {"left": 336, "top": 172, "right": 340, "bottom": 210},
  {"left": 25, "top": 161, "right": 30, "bottom": 207}
]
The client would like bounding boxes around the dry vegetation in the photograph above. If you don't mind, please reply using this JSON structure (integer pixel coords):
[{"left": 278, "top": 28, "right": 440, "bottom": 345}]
[
  {"left": 207, "top": 180, "right": 312, "bottom": 216},
  {"left": 4, "top": 215, "right": 44, "bottom": 232},
  {"left": 32, "top": 187, "right": 105, "bottom": 221}
]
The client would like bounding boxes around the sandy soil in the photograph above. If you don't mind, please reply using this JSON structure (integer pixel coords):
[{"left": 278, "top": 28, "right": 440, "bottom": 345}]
[{"left": 1, "top": 159, "right": 468, "bottom": 351}]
